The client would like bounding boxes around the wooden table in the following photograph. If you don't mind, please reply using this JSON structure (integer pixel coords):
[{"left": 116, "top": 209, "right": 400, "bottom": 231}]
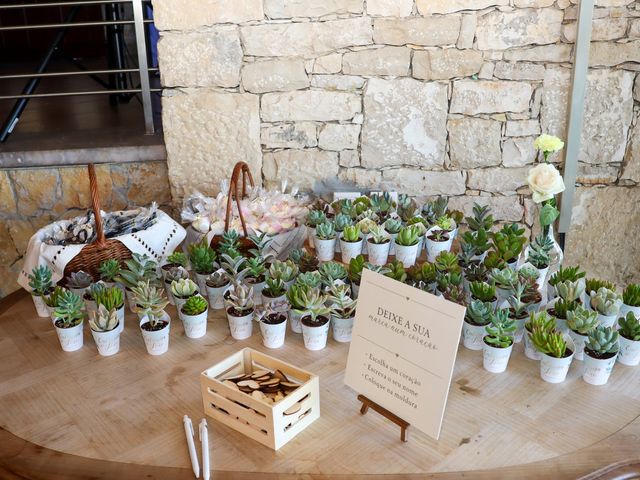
[{"left": 1, "top": 289, "right": 639, "bottom": 479}]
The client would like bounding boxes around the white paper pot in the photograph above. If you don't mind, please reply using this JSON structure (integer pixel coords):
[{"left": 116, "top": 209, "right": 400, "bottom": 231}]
[
  {"left": 496, "top": 287, "right": 511, "bottom": 305},
  {"left": 583, "top": 351, "right": 617, "bottom": 385},
  {"left": 555, "top": 317, "right": 569, "bottom": 335},
  {"left": 259, "top": 317, "right": 287, "bottom": 349},
  {"left": 116, "top": 304, "right": 125, "bottom": 333},
  {"left": 387, "top": 232, "right": 398, "bottom": 255},
  {"left": 245, "top": 279, "right": 265, "bottom": 306},
  {"left": 596, "top": 312, "right": 617, "bottom": 328},
  {"left": 617, "top": 335, "right": 640, "bottom": 366},
  {"left": 351, "top": 282, "right": 360, "bottom": 299},
  {"left": 619, "top": 303, "right": 640, "bottom": 320},
  {"left": 164, "top": 281, "right": 176, "bottom": 305},
  {"left": 69, "top": 286, "right": 89, "bottom": 298},
  {"left": 206, "top": 283, "right": 229, "bottom": 310},
  {"left": 524, "top": 331, "right": 542, "bottom": 361},
  {"left": 226, "top": 309, "right": 253, "bottom": 340},
  {"left": 540, "top": 348, "right": 574, "bottom": 384},
  {"left": 314, "top": 237, "right": 336, "bottom": 262},
  {"left": 306, "top": 225, "right": 316, "bottom": 249},
  {"left": 288, "top": 309, "right": 304, "bottom": 334},
  {"left": 340, "top": 238, "right": 363, "bottom": 264},
  {"left": 55, "top": 319, "right": 84, "bottom": 352},
  {"left": 31, "top": 294, "right": 50, "bottom": 317},
  {"left": 513, "top": 317, "right": 527, "bottom": 343},
  {"left": 301, "top": 318, "right": 330, "bottom": 351},
  {"left": 425, "top": 237, "right": 452, "bottom": 263},
  {"left": 482, "top": 341, "right": 513, "bottom": 373},
  {"left": 361, "top": 233, "right": 370, "bottom": 254},
  {"left": 394, "top": 242, "right": 420, "bottom": 268},
  {"left": 367, "top": 240, "right": 390, "bottom": 266},
  {"left": 261, "top": 292, "right": 286, "bottom": 306},
  {"left": 331, "top": 315, "right": 355, "bottom": 343},
  {"left": 534, "top": 265, "right": 550, "bottom": 289},
  {"left": 91, "top": 326, "right": 120, "bottom": 356},
  {"left": 181, "top": 309, "right": 208, "bottom": 339},
  {"left": 334, "top": 231, "right": 342, "bottom": 253},
  {"left": 568, "top": 329, "right": 588, "bottom": 361},
  {"left": 195, "top": 273, "right": 208, "bottom": 295},
  {"left": 139, "top": 313, "right": 171, "bottom": 355},
  {"left": 462, "top": 321, "right": 487, "bottom": 351},
  {"left": 47, "top": 305, "right": 56, "bottom": 324}
]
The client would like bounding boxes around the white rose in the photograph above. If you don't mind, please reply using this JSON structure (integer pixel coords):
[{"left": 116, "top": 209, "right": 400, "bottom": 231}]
[{"left": 527, "top": 163, "right": 565, "bottom": 203}]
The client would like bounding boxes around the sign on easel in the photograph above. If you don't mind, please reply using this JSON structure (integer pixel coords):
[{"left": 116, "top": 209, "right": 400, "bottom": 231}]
[{"left": 344, "top": 269, "right": 466, "bottom": 440}]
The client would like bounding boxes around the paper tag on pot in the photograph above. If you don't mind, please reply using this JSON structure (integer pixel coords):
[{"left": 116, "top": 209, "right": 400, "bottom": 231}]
[
  {"left": 344, "top": 269, "right": 465, "bottom": 440},
  {"left": 333, "top": 191, "right": 362, "bottom": 201}
]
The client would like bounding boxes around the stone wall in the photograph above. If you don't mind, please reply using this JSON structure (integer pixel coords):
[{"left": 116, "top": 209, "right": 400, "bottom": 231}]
[
  {"left": 0, "top": 162, "right": 171, "bottom": 298},
  {"left": 158, "top": 0, "right": 638, "bottom": 284}
]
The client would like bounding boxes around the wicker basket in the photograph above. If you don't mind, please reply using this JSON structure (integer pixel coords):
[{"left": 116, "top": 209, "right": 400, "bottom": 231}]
[{"left": 63, "top": 164, "right": 132, "bottom": 280}]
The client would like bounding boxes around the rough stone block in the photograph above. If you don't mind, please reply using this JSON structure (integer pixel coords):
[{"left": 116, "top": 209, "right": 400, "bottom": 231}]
[
  {"left": 9, "top": 169, "right": 59, "bottom": 216},
  {"left": 0, "top": 172, "right": 16, "bottom": 215},
  {"left": 242, "top": 58, "right": 309, "bottom": 93},
  {"left": 503, "top": 44, "right": 572, "bottom": 63},
  {"left": 413, "top": 48, "right": 482, "bottom": 80},
  {"left": 493, "top": 61, "right": 546, "bottom": 81},
  {"left": 477, "top": 9, "right": 563, "bottom": 50},
  {"left": 563, "top": 18, "right": 627, "bottom": 43},
  {"left": 367, "top": 0, "right": 413, "bottom": 16},
  {"left": 502, "top": 137, "right": 536, "bottom": 167},
  {"left": 589, "top": 40, "right": 640, "bottom": 67},
  {"left": 417, "top": 0, "right": 508, "bottom": 14},
  {"left": 466, "top": 167, "right": 530, "bottom": 193},
  {"left": 311, "top": 75, "right": 365, "bottom": 91},
  {"left": 457, "top": 14, "right": 477, "bottom": 49},
  {"left": 263, "top": 149, "right": 339, "bottom": 191},
  {"left": 261, "top": 123, "right": 317, "bottom": 149},
  {"left": 264, "top": 0, "right": 363, "bottom": 18},
  {"left": 450, "top": 80, "right": 533, "bottom": 115},
  {"left": 621, "top": 112, "right": 640, "bottom": 183},
  {"left": 448, "top": 118, "right": 502, "bottom": 168},
  {"left": 153, "top": 0, "right": 262, "bottom": 30},
  {"left": 505, "top": 120, "right": 540, "bottom": 137},
  {"left": 318, "top": 124, "right": 361, "bottom": 151},
  {"left": 313, "top": 53, "right": 343, "bottom": 74},
  {"left": 339, "top": 150, "right": 360, "bottom": 167},
  {"left": 261, "top": 90, "right": 361, "bottom": 121},
  {"left": 382, "top": 169, "right": 466, "bottom": 196},
  {"left": 373, "top": 16, "right": 461, "bottom": 46},
  {"left": 343, "top": 46, "right": 410, "bottom": 76},
  {"left": 338, "top": 168, "right": 382, "bottom": 189}
]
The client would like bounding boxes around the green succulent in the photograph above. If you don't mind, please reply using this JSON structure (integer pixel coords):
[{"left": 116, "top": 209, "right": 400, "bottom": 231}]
[
  {"left": 93, "top": 286, "right": 124, "bottom": 311},
  {"left": 333, "top": 213, "right": 353, "bottom": 233},
  {"left": 171, "top": 278, "right": 199, "bottom": 298},
  {"left": 131, "top": 280, "right": 169, "bottom": 322},
  {"left": 435, "top": 215, "right": 454, "bottom": 232},
  {"left": 406, "top": 217, "right": 428, "bottom": 236},
  {"left": 291, "top": 287, "right": 330, "bottom": 323},
  {"left": 507, "top": 284, "right": 529, "bottom": 319},
  {"left": 484, "top": 308, "right": 516, "bottom": 348},
  {"left": 443, "top": 284, "right": 466, "bottom": 305},
  {"left": 464, "top": 262, "right": 488, "bottom": 284},
  {"left": 465, "top": 300, "right": 493, "bottom": 326},
  {"left": 618, "top": 312, "right": 640, "bottom": 341},
  {"left": 306, "top": 210, "right": 327, "bottom": 228},
  {"left": 518, "top": 265, "right": 539, "bottom": 286},
  {"left": 44, "top": 286, "right": 67, "bottom": 308},
  {"left": 529, "top": 328, "right": 567, "bottom": 358},
  {"left": 548, "top": 265, "right": 585, "bottom": 287},
  {"left": 396, "top": 194, "right": 417, "bottom": 223},
  {"left": 166, "top": 251, "right": 189, "bottom": 268},
  {"left": 315, "top": 221, "right": 336, "bottom": 240},
  {"left": 525, "top": 310, "right": 556, "bottom": 334},
  {"left": 206, "top": 270, "right": 229, "bottom": 288},
  {"left": 89, "top": 304, "right": 119, "bottom": 332},
  {"left": 269, "top": 259, "right": 298, "bottom": 282},
  {"left": 66, "top": 270, "right": 93, "bottom": 289},
  {"left": 348, "top": 255, "right": 366, "bottom": 283},
  {"left": 465, "top": 203, "right": 494, "bottom": 232},
  {"left": 622, "top": 284, "right": 640, "bottom": 307},
  {"left": 585, "top": 325, "right": 619, "bottom": 356},
  {"left": 288, "top": 248, "right": 305, "bottom": 265},
  {"left": 421, "top": 197, "right": 448, "bottom": 225},
  {"left": 182, "top": 295, "right": 208, "bottom": 316},
  {"left": 28, "top": 265, "right": 53, "bottom": 295},
  {"left": 368, "top": 225, "right": 389, "bottom": 245},
  {"left": 226, "top": 281, "right": 255, "bottom": 312},
  {"left": 287, "top": 283, "right": 311, "bottom": 310},
  {"left": 384, "top": 218, "right": 402, "bottom": 235},
  {"left": 483, "top": 251, "right": 507, "bottom": 270},
  {"left": 491, "top": 223, "right": 526, "bottom": 263},
  {"left": 526, "top": 234, "right": 554, "bottom": 269},
  {"left": 436, "top": 272, "right": 463, "bottom": 293},
  {"left": 319, "top": 261, "right": 348, "bottom": 287},
  {"left": 370, "top": 192, "right": 394, "bottom": 217},
  {"left": 220, "top": 253, "right": 248, "bottom": 280},
  {"left": 248, "top": 232, "right": 273, "bottom": 259},
  {"left": 188, "top": 240, "right": 217, "bottom": 275},
  {"left": 435, "top": 251, "right": 461, "bottom": 274},
  {"left": 555, "top": 280, "right": 584, "bottom": 302},
  {"left": 490, "top": 267, "right": 518, "bottom": 291},
  {"left": 295, "top": 271, "right": 322, "bottom": 289},
  {"left": 245, "top": 256, "right": 266, "bottom": 280},
  {"left": 263, "top": 277, "right": 286, "bottom": 298},
  {"left": 470, "top": 281, "right": 496, "bottom": 303},
  {"left": 551, "top": 298, "right": 578, "bottom": 320},
  {"left": 53, "top": 290, "right": 85, "bottom": 328},
  {"left": 590, "top": 287, "right": 622, "bottom": 316},
  {"left": 585, "top": 278, "right": 616, "bottom": 296},
  {"left": 384, "top": 259, "right": 406, "bottom": 283},
  {"left": 328, "top": 282, "right": 357, "bottom": 319},
  {"left": 566, "top": 305, "right": 599, "bottom": 334},
  {"left": 218, "top": 230, "right": 241, "bottom": 257},
  {"left": 407, "top": 262, "right": 437, "bottom": 285},
  {"left": 365, "top": 263, "right": 390, "bottom": 277},
  {"left": 165, "top": 266, "right": 190, "bottom": 283},
  {"left": 341, "top": 225, "right": 362, "bottom": 243},
  {"left": 86, "top": 282, "right": 106, "bottom": 299},
  {"left": 299, "top": 251, "right": 319, "bottom": 273},
  {"left": 395, "top": 226, "right": 420, "bottom": 247},
  {"left": 98, "top": 259, "right": 121, "bottom": 282},
  {"left": 115, "top": 253, "right": 159, "bottom": 289},
  {"left": 460, "top": 228, "right": 490, "bottom": 256}
]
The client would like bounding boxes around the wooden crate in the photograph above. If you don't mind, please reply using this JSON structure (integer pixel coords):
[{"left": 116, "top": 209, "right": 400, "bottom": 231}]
[{"left": 200, "top": 348, "right": 320, "bottom": 451}]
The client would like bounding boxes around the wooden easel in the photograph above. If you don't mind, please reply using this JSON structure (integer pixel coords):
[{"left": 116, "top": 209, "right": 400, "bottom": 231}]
[{"left": 357, "top": 394, "right": 410, "bottom": 442}]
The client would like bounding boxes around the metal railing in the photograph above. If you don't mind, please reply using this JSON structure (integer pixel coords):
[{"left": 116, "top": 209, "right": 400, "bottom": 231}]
[{"left": 0, "top": 0, "right": 158, "bottom": 142}]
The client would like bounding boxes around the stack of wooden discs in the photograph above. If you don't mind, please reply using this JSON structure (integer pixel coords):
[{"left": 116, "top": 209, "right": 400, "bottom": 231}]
[{"left": 222, "top": 368, "right": 301, "bottom": 411}]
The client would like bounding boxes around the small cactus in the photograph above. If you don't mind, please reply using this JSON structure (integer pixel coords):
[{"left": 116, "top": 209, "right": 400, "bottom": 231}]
[
  {"left": 28, "top": 265, "right": 53, "bottom": 296},
  {"left": 585, "top": 325, "right": 619, "bottom": 356},
  {"left": 89, "top": 304, "right": 119, "bottom": 332},
  {"left": 181, "top": 295, "right": 208, "bottom": 316}
]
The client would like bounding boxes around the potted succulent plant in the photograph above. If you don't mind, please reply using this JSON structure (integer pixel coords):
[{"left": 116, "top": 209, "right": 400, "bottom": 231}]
[
  {"left": 269, "top": 259, "right": 299, "bottom": 288},
  {"left": 180, "top": 294, "right": 209, "bottom": 339},
  {"left": 306, "top": 209, "right": 327, "bottom": 250},
  {"left": 620, "top": 284, "right": 640, "bottom": 319},
  {"left": 161, "top": 250, "right": 189, "bottom": 279},
  {"left": 333, "top": 213, "right": 353, "bottom": 253},
  {"left": 506, "top": 284, "right": 530, "bottom": 342},
  {"left": 407, "top": 216, "right": 429, "bottom": 253},
  {"left": 134, "top": 281, "right": 171, "bottom": 356},
  {"left": 518, "top": 265, "right": 543, "bottom": 311},
  {"left": 65, "top": 270, "right": 93, "bottom": 297},
  {"left": 584, "top": 277, "right": 616, "bottom": 305},
  {"left": 406, "top": 262, "right": 437, "bottom": 292},
  {"left": 255, "top": 300, "right": 288, "bottom": 349},
  {"left": 357, "top": 216, "right": 378, "bottom": 255},
  {"left": 44, "top": 286, "right": 66, "bottom": 322},
  {"left": 89, "top": 304, "right": 121, "bottom": 356},
  {"left": 163, "top": 265, "right": 190, "bottom": 305},
  {"left": 425, "top": 228, "right": 450, "bottom": 263},
  {"left": 529, "top": 324, "right": 575, "bottom": 383},
  {"left": 206, "top": 270, "right": 230, "bottom": 310},
  {"left": 348, "top": 255, "right": 366, "bottom": 298},
  {"left": 171, "top": 278, "right": 199, "bottom": 320},
  {"left": 366, "top": 225, "right": 391, "bottom": 266},
  {"left": 583, "top": 326, "right": 619, "bottom": 385},
  {"left": 52, "top": 289, "right": 86, "bottom": 352},
  {"left": 188, "top": 240, "right": 217, "bottom": 293},
  {"left": 547, "top": 298, "right": 578, "bottom": 335},
  {"left": 462, "top": 261, "right": 489, "bottom": 296},
  {"left": 465, "top": 203, "right": 494, "bottom": 233},
  {"left": 590, "top": 287, "right": 622, "bottom": 328},
  {"left": 384, "top": 218, "right": 402, "bottom": 256},
  {"left": 115, "top": 253, "right": 159, "bottom": 311},
  {"left": 462, "top": 300, "right": 492, "bottom": 351},
  {"left": 617, "top": 312, "right": 640, "bottom": 366},
  {"left": 490, "top": 267, "right": 518, "bottom": 304},
  {"left": 394, "top": 225, "right": 421, "bottom": 267},
  {"left": 525, "top": 234, "right": 554, "bottom": 287},
  {"left": 328, "top": 282, "right": 357, "bottom": 343},
  {"left": 524, "top": 311, "right": 555, "bottom": 361},
  {"left": 314, "top": 221, "right": 337, "bottom": 262},
  {"left": 298, "top": 250, "right": 319, "bottom": 274},
  {"left": 370, "top": 192, "right": 394, "bottom": 222},
  {"left": 28, "top": 265, "right": 53, "bottom": 317},
  {"left": 566, "top": 305, "right": 599, "bottom": 361},
  {"left": 225, "top": 282, "right": 255, "bottom": 340},
  {"left": 244, "top": 256, "right": 267, "bottom": 305},
  {"left": 340, "top": 225, "right": 364, "bottom": 264},
  {"left": 286, "top": 283, "right": 311, "bottom": 334},
  {"left": 548, "top": 265, "right": 585, "bottom": 301},
  {"left": 294, "top": 288, "right": 331, "bottom": 351},
  {"left": 98, "top": 259, "right": 121, "bottom": 288},
  {"left": 319, "top": 261, "right": 348, "bottom": 289},
  {"left": 482, "top": 309, "right": 516, "bottom": 373},
  {"left": 83, "top": 282, "right": 105, "bottom": 313},
  {"left": 262, "top": 277, "right": 287, "bottom": 305},
  {"left": 491, "top": 223, "right": 526, "bottom": 267},
  {"left": 93, "top": 284, "right": 125, "bottom": 332},
  {"left": 470, "top": 281, "right": 497, "bottom": 308},
  {"left": 460, "top": 228, "right": 490, "bottom": 262},
  {"left": 295, "top": 271, "right": 323, "bottom": 289}
]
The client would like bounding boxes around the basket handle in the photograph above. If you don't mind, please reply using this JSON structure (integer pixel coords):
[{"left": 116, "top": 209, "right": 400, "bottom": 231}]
[
  {"left": 88, "top": 163, "right": 106, "bottom": 247},
  {"left": 224, "top": 162, "right": 255, "bottom": 236}
]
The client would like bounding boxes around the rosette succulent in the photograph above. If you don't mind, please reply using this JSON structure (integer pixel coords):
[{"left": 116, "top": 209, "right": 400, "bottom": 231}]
[
  {"left": 28, "top": 265, "right": 53, "bottom": 295},
  {"left": 566, "top": 305, "right": 599, "bottom": 334},
  {"left": 590, "top": 287, "right": 623, "bottom": 316},
  {"left": 585, "top": 325, "right": 619, "bottom": 357}
]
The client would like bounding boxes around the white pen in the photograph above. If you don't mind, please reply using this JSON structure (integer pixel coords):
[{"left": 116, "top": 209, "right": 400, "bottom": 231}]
[
  {"left": 199, "top": 418, "right": 210, "bottom": 480},
  {"left": 183, "top": 415, "right": 200, "bottom": 478}
]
